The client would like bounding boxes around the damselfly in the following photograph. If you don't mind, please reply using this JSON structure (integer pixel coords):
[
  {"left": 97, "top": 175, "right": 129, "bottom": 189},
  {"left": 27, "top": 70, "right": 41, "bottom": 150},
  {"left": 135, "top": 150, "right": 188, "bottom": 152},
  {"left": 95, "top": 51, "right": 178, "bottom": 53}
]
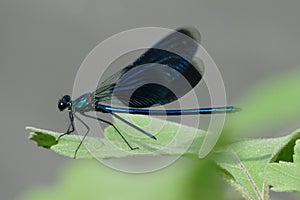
[{"left": 57, "top": 27, "right": 240, "bottom": 158}]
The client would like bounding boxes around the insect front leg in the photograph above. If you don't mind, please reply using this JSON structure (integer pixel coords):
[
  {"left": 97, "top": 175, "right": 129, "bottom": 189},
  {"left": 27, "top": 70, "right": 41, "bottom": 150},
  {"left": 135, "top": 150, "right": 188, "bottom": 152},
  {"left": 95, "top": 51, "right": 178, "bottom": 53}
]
[{"left": 56, "top": 110, "right": 75, "bottom": 142}]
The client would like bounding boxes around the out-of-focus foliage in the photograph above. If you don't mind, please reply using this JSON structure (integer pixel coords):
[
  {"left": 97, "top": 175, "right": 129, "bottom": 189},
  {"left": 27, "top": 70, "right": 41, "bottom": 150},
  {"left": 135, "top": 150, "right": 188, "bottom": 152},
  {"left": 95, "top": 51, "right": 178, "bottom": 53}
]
[
  {"left": 20, "top": 158, "right": 239, "bottom": 200},
  {"left": 224, "top": 68, "right": 300, "bottom": 137}
]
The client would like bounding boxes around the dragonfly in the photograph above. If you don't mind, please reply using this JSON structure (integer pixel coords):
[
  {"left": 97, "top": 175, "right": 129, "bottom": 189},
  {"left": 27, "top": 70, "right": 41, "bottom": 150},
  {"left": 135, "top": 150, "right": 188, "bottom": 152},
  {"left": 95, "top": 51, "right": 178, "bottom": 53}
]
[{"left": 57, "top": 27, "right": 240, "bottom": 158}]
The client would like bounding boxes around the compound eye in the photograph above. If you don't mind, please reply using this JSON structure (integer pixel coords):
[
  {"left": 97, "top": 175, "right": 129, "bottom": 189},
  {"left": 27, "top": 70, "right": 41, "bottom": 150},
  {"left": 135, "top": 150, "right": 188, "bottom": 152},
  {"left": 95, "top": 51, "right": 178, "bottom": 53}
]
[{"left": 58, "top": 100, "right": 67, "bottom": 111}]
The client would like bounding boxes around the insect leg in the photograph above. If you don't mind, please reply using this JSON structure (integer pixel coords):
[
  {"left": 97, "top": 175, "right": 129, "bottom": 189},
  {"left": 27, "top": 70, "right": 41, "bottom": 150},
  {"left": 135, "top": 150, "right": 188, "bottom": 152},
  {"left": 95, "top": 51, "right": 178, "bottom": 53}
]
[
  {"left": 81, "top": 113, "right": 139, "bottom": 150},
  {"left": 56, "top": 110, "right": 75, "bottom": 142}
]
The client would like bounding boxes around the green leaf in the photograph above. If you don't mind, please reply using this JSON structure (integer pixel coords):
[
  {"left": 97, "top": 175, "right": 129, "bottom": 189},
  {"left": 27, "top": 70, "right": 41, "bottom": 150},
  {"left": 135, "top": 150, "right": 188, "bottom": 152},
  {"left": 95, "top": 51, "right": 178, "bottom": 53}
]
[
  {"left": 26, "top": 114, "right": 206, "bottom": 159},
  {"left": 294, "top": 140, "right": 300, "bottom": 163},
  {"left": 211, "top": 128, "right": 300, "bottom": 200},
  {"left": 29, "top": 131, "right": 57, "bottom": 149},
  {"left": 263, "top": 140, "right": 300, "bottom": 192}
]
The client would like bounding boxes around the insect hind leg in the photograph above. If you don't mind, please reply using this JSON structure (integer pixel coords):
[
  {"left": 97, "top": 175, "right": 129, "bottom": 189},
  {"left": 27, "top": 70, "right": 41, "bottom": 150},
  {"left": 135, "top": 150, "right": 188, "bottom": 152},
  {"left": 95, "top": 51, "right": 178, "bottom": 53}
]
[{"left": 81, "top": 113, "right": 139, "bottom": 151}]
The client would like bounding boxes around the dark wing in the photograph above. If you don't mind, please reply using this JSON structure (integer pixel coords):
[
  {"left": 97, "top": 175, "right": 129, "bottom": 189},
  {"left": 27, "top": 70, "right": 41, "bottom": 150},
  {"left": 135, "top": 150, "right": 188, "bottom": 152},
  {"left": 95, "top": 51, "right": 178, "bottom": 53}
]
[{"left": 94, "top": 26, "right": 203, "bottom": 108}]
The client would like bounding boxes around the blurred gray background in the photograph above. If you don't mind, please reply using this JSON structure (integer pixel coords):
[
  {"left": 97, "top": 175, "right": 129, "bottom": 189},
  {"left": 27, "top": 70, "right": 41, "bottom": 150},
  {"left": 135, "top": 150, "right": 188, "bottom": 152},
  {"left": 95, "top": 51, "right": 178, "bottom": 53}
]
[{"left": 0, "top": 0, "right": 299, "bottom": 199}]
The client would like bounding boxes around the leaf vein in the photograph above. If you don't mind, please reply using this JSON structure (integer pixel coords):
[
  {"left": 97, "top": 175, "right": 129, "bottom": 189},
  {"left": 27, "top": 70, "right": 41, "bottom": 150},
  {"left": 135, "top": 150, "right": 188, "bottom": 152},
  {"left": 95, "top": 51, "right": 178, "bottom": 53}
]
[{"left": 229, "top": 147, "right": 264, "bottom": 200}]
